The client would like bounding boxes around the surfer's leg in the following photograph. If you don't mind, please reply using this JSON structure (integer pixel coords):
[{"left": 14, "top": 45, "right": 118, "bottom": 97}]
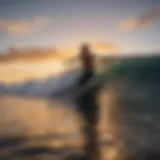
[
  {"left": 88, "top": 111, "right": 100, "bottom": 160},
  {"left": 82, "top": 111, "right": 100, "bottom": 160}
]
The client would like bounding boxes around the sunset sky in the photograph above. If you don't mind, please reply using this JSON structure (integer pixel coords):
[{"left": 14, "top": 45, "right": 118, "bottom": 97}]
[{"left": 0, "top": 0, "right": 159, "bottom": 83}]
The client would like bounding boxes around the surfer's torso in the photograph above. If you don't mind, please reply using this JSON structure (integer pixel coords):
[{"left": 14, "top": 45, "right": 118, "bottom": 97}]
[{"left": 80, "top": 52, "right": 95, "bottom": 72}]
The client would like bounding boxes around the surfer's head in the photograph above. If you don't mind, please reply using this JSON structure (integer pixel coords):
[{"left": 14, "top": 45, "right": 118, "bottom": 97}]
[{"left": 80, "top": 43, "right": 91, "bottom": 54}]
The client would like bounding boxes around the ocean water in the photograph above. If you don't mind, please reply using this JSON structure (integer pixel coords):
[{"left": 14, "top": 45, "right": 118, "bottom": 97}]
[{"left": 0, "top": 55, "right": 160, "bottom": 160}]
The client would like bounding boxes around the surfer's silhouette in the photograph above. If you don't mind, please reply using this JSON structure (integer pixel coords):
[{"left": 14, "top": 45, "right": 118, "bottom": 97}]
[
  {"left": 75, "top": 43, "right": 100, "bottom": 160},
  {"left": 54, "top": 43, "right": 100, "bottom": 160}
]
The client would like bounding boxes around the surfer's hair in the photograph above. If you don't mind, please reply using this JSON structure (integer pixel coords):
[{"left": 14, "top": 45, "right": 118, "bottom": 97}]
[{"left": 80, "top": 43, "right": 91, "bottom": 52}]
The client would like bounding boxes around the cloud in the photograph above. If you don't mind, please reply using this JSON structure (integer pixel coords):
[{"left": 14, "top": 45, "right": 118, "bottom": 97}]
[
  {"left": 0, "top": 17, "right": 51, "bottom": 35},
  {"left": 91, "top": 42, "right": 120, "bottom": 53},
  {"left": 0, "top": 46, "right": 76, "bottom": 63},
  {"left": 0, "top": 46, "right": 73, "bottom": 83},
  {"left": 119, "top": 7, "right": 160, "bottom": 31},
  {"left": 0, "top": 47, "right": 58, "bottom": 63}
]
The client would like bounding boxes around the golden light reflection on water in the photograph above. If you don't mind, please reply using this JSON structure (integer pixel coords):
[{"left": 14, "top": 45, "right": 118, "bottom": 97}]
[
  {"left": 0, "top": 95, "right": 86, "bottom": 159},
  {"left": 0, "top": 95, "right": 113, "bottom": 159},
  {"left": 1, "top": 85, "right": 159, "bottom": 160}
]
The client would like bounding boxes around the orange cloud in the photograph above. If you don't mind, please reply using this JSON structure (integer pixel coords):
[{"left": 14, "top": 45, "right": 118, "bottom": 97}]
[
  {"left": 0, "top": 17, "right": 51, "bottom": 35},
  {"left": 91, "top": 42, "right": 120, "bottom": 53},
  {"left": 119, "top": 7, "right": 160, "bottom": 31},
  {"left": 0, "top": 47, "right": 57, "bottom": 63},
  {"left": 0, "top": 46, "right": 77, "bottom": 63}
]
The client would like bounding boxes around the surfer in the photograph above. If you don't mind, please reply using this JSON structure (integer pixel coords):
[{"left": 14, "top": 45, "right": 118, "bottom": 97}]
[
  {"left": 54, "top": 43, "right": 100, "bottom": 160},
  {"left": 75, "top": 43, "right": 100, "bottom": 160}
]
